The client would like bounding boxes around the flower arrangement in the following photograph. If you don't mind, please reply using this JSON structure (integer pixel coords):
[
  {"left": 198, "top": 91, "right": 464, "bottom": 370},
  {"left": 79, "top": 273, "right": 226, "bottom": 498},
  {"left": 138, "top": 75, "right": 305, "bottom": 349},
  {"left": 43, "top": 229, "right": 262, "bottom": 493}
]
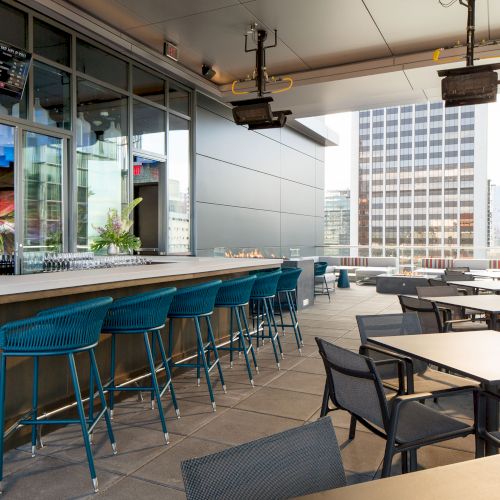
[{"left": 90, "top": 198, "right": 142, "bottom": 253}]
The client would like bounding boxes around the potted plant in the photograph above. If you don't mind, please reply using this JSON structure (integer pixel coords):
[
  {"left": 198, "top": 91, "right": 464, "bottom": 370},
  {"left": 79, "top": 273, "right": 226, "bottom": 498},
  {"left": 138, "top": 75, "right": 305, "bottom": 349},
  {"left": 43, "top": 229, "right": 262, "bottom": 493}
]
[{"left": 91, "top": 198, "right": 142, "bottom": 254}]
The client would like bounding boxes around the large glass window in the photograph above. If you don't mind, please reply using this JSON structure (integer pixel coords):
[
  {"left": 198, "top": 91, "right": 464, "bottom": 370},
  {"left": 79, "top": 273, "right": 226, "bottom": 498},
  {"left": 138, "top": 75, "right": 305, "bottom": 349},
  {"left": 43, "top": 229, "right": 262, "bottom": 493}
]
[
  {"left": 34, "top": 19, "right": 70, "bottom": 66},
  {"left": 0, "top": 124, "right": 15, "bottom": 254},
  {"left": 133, "top": 67, "right": 165, "bottom": 106},
  {"left": 169, "top": 84, "right": 189, "bottom": 116},
  {"left": 76, "top": 79, "right": 128, "bottom": 250},
  {"left": 33, "top": 62, "right": 71, "bottom": 130},
  {"left": 133, "top": 100, "right": 165, "bottom": 155},
  {"left": 168, "top": 115, "right": 190, "bottom": 253},
  {"left": 0, "top": 3, "right": 26, "bottom": 48},
  {"left": 76, "top": 39, "right": 128, "bottom": 90},
  {"left": 23, "top": 132, "right": 63, "bottom": 253}
]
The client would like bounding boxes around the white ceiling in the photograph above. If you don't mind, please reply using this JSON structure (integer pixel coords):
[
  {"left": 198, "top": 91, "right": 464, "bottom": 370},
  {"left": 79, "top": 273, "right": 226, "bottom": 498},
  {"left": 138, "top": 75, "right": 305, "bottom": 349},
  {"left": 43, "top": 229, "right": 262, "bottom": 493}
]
[{"left": 63, "top": 0, "right": 500, "bottom": 116}]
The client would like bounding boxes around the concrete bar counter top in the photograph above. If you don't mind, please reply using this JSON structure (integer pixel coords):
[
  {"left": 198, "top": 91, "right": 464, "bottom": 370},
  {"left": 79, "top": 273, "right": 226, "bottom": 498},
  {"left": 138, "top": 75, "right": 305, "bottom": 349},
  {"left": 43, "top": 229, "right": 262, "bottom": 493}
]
[
  {"left": 0, "top": 257, "right": 282, "bottom": 304},
  {"left": 0, "top": 257, "right": 282, "bottom": 449}
]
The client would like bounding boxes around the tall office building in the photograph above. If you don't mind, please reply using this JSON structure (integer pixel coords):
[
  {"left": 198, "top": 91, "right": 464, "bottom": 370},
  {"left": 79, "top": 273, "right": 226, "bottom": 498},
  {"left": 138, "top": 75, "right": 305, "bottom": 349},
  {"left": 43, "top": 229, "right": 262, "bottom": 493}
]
[
  {"left": 351, "top": 102, "right": 488, "bottom": 270},
  {"left": 324, "top": 190, "right": 350, "bottom": 252}
]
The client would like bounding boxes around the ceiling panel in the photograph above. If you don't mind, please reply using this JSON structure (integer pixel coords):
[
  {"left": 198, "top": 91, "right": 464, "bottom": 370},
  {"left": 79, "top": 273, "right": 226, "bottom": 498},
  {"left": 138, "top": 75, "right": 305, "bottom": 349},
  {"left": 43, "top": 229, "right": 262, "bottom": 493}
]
[
  {"left": 265, "top": 71, "right": 418, "bottom": 117},
  {"left": 364, "top": 0, "right": 490, "bottom": 56},
  {"left": 128, "top": 4, "right": 309, "bottom": 82},
  {"left": 113, "top": 0, "right": 239, "bottom": 25},
  {"left": 243, "top": 0, "right": 391, "bottom": 68},
  {"left": 67, "top": 0, "right": 152, "bottom": 30}
]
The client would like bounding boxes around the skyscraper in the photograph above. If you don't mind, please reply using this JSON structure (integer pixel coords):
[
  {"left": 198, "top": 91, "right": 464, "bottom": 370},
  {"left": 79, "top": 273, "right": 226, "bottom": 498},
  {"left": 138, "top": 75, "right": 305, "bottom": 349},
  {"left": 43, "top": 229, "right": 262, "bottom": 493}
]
[
  {"left": 351, "top": 102, "right": 488, "bottom": 270},
  {"left": 324, "top": 190, "right": 350, "bottom": 254}
]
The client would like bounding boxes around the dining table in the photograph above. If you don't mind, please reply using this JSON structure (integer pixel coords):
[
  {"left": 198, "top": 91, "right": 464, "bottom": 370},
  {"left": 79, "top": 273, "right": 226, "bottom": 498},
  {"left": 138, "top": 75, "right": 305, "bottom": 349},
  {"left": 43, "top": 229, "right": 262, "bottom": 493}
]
[
  {"left": 301, "top": 454, "right": 500, "bottom": 499},
  {"left": 367, "top": 330, "right": 500, "bottom": 455}
]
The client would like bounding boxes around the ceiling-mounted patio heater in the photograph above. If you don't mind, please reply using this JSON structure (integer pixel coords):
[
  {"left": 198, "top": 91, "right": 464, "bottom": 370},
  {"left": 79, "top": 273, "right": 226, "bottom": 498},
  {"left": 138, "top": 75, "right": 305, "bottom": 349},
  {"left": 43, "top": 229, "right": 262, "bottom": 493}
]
[
  {"left": 231, "top": 25, "right": 292, "bottom": 129},
  {"left": 437, "top": 0, "right": 500, "bottom": 107}
]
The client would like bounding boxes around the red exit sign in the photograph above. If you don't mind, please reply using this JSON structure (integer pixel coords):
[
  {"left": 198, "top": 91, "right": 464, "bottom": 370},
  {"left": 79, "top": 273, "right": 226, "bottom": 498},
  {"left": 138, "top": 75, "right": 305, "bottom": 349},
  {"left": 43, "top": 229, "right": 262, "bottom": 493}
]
[{"left": 164, "top": 41, "right": 179, "bottom": 62}]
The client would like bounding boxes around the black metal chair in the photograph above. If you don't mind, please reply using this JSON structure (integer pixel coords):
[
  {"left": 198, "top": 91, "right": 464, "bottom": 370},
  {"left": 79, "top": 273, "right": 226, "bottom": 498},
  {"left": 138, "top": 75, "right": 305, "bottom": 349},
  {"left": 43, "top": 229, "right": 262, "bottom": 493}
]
[
  {"left": 445, "top": 266, "right": 470, "bottom": 273},
  {"left": 443, "top": 271, "right": 475, "bottom": 282},
  {"left": 316, "top": 337, "right": 478, "bottom": 477},
  {"left": 356, "top": 313, "right": 479, "bottom": 395},
  {"left": 398, "top": 295, "right": 445, "bottom": 332},
  {"left": 181, "top": 417, "right": 346, "bottom": 500},
  {"left": 416, "top": 286, "right": 488, "bottom": 331},
  {"left": 428, "top": 278, "right": 445, "bottom": 286}
]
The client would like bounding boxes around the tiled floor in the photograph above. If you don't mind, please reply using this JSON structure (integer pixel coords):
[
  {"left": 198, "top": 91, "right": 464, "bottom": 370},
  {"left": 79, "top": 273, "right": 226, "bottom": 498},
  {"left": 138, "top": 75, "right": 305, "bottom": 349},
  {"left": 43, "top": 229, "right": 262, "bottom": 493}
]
[{"left": 1, "top": 285, "right": 476, "bottom": 498}]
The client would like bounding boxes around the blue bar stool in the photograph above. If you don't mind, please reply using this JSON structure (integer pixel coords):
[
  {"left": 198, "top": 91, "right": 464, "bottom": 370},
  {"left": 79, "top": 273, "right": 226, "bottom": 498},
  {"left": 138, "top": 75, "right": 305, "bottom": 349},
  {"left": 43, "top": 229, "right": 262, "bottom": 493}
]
[
  {"left": 168, "top": 281, "right": 225, "bottom": 411},
  {"left": 314, "top": 261, "right": 331, "bottom": 301},
  {"left": 101, "top": 288, "right": 178, "bottom": 444},
  {"left": 275, "top": 268, "right": 304, "bottom": 352},
  {"left": 250, "top": 270, "right": 284, "bottom": 369},
  {"left": 214, "top": 275, "right": 258, "bottom": 386},
  {"left": 0, "top": 297, "right": 115, "bottom": 494}
]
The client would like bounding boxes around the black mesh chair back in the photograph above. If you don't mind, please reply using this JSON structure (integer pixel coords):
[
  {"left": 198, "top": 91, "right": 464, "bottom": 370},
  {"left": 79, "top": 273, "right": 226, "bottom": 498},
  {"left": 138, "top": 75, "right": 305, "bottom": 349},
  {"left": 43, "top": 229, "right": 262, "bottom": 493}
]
[
  {"left": 416, "top": 285, "right": 459, "bottom": 298},
  {"left": 445, "top": 266, "right": 470, "bottom": 273},
  {"left": 181, "top": 417, "right": 346, "bottom": 500},
  {"left": 443, "top": 271, "right": 474, "bottom": 282},
  {"left": 428, "top": 278, "right": 445, "bottom": 286},
  {"left": 316, "top": 337, "right": 389, "bottom": 430},
  {"left": 356, "top": 313, "right": 427, "bottom": 374},
  {"left": 398, "top": 295, "right": 443, "bottom": 332}
]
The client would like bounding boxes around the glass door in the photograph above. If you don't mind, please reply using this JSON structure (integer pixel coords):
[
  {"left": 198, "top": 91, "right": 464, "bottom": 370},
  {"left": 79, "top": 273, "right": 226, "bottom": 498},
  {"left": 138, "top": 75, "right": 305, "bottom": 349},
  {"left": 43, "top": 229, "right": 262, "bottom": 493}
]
[
  {"left": 21, "top": 130, "right": 64, "bottom": 272},
  {"left": 0, "top": 124, "right": 15, "bottom": 274}
]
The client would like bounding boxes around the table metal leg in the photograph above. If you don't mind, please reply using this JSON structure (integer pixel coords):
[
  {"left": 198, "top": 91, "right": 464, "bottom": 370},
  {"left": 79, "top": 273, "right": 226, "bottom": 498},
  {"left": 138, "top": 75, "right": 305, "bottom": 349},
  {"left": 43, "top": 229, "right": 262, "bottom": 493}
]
[{"left": 485, "top": 382, "right": 499, "bottom": 456}]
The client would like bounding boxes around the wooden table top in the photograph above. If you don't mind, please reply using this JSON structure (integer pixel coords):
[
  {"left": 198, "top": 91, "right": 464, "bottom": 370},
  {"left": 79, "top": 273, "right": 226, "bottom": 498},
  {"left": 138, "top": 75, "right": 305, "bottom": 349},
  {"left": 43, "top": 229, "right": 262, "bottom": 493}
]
[
  {"left": 301, "top": 455, "right": 500, "bottom": 499},
  {"left": 368, "top": 330, "right": 500, "bottom": 383}
]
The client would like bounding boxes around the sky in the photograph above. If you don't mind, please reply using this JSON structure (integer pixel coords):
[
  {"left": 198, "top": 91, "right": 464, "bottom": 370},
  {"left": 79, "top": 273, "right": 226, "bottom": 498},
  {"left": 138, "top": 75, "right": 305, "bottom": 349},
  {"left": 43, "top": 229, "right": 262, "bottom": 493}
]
[{"left": 323, "top": 101, "right": 500, "bottom": 191}]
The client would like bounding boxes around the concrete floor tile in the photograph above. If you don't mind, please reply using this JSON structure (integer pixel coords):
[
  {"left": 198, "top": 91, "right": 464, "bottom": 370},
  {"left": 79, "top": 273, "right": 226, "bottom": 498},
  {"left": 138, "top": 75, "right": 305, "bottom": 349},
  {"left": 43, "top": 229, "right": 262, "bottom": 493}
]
[
  {"left": 266, "top": 370, "right": 326, "bottom": 396},
  {"left": 291, "top": 357, "right": 327, "bottom": 375},
  {"left": 190, "top": 408, "right": 303, "bottom": 446},
  {"left": 98, "top": 476, "right": 186, "bottom": 499},
  {"left": 132, "top": 437, "right": 229, "bottom": 489},
  {"left": 235, "top": 387, "right": 321, "bottom": 420}
]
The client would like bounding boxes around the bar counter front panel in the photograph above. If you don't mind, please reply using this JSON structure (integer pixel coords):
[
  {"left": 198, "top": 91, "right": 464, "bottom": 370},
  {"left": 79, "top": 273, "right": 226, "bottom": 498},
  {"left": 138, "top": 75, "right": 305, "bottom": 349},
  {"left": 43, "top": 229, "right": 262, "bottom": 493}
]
[{"left": 0, "top": 257, "right": 282, "bottom": 448}]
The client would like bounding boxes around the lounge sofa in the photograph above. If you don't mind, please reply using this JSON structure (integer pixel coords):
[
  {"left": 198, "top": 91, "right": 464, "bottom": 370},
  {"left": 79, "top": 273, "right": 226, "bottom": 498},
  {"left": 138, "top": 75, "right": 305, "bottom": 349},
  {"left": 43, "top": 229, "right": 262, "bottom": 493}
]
[
  {"left": 314, "top": 256, "right": 397, "bottom": 284},
  {"left": 418, "top": 258, "right": 500, "bottom": 274}
]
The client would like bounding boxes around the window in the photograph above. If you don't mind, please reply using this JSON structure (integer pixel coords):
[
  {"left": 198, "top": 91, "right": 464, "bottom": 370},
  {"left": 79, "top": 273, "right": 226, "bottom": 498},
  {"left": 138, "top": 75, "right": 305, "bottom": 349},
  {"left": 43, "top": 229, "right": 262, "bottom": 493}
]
[
  {"left": 168, "top": 115, "right": 190, "bottom": 253},
  {"left": 77, "top": 39, "right": 128, "bottom": 89},
  {"left": 34, "top": 19, "right": 70, "bottom": 66},
  {"left": 133, "top": 66, "right": 165, "bottom": 106},
  {"left": 133, "top": 100, "right": 166, "bottom": 155},
  {"left": 76, "top": 79, "right": 128, "bottom": 250},
  {"left": 169, "top": 84, "right": 189, "bottom": 115}
]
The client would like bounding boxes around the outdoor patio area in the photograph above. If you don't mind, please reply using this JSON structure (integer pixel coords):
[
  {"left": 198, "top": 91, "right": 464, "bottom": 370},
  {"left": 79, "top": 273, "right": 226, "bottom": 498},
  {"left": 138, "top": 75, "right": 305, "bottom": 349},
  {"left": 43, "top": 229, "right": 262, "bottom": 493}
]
[{"left": 0, "top": 285, "right": 476, "bottom": 499}]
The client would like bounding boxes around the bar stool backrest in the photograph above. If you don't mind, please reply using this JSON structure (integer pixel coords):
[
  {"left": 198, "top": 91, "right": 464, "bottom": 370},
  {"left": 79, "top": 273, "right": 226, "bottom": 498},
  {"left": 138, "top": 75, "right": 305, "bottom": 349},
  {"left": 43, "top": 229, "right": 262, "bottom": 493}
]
[
  {"left": 102, "top": 288, "right": 177, "bottom": 332},
  {"left": 314, "top": 262, "right": 328, "bottom": 277},
  {"left": 0, "top": 297, "right": 113, "bottom": 353},
  {"left": 214, "top": 275, "right": 257, "bottom": 307},
  {"left": 250, "top": 270, "right": 282, "bottom": 299},
  {"left": 168, "top": 280, "right": 222, "bottom": 317},
  {"left": 181, "top": 416, "right": 346, "bottom": 500},
  {"left": 277, "top": 268, "right": 302, "bottom": 292}
]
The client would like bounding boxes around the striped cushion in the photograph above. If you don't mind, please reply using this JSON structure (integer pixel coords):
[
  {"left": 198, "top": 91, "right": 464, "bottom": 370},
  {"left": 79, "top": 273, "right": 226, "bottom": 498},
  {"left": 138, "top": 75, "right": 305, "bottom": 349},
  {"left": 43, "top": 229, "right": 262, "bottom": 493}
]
[
  {"left": 339, "top": 257, "right": 368, "bottom": 267},
  {"left": 421, "top": 258, "right": 454, "bottom": 269},
  {"left": 489, "top": 260, "right": 500, "bottom": 269}
]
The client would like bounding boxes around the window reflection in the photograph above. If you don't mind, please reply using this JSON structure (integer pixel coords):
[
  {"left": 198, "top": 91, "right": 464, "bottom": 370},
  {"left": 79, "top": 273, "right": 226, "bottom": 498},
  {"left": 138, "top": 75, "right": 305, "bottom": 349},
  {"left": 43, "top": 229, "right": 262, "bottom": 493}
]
[
  {"left": 133, "top": 100, "right": 165, "bottom": 155},
  {"left": 168, "top": 115, "right": 190, "bottom": 253},
  {"left": 34, "top": 19, "right": 70, "bottom": 66},
  {"left": 133, "top": 67, "right": 165, "bottom": 106},
  {"left": 33, "top": 62, "right": 71, "bottom": 129},
  {"left": 169, "top": 84, "right": 189, "bottom": 116},
  {"left": 76, "top": 79, "right": 128, "bottom": 251},
  {"left": 0, "top": 124, "right": 15, "bottom": 254}
]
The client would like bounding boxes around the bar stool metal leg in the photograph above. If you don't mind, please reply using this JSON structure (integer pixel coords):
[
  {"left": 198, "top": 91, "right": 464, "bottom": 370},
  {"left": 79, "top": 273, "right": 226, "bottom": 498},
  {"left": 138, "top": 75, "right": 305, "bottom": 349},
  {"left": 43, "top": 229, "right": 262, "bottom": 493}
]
[
  {"left": 266, "top": 297, "right": 284, "bottom": 358},
  {"left": 205, "top": 317, "right": 226, "bottom": 392},
  {"left": 262, "top": 299, "right": 281, "bottom": 369},
  {"left": 143, "top": 332, "right": 170, "bottom": 444},
  {"left": 68, "top": 352, "right": 99, "bottom": 493},
  {"left": 31, "top": 356, "right": 39, "bottom": 457},
  {"left": 0, "top": 354, "right": 6, "bottom": 494},
  {"left": 234, "top": 307, "right": 254, "bottom": 386},
  {"left": 229, "top": 309, "right": 234, "bottom": 368},
  {"left": 240, "top": 305, "right": 259, "bottom": 372},
  {"left": 194, "top": 317, "right": 217, "bottom": 411},
  {"left": 153, "top": 330, "right": 180, "bottom": 418},
  {"left": 89, "top": 349, "right": 117, "bottom": 454},
  {"left": 109, "top": 333, "right": 116, "bottom": 418}
]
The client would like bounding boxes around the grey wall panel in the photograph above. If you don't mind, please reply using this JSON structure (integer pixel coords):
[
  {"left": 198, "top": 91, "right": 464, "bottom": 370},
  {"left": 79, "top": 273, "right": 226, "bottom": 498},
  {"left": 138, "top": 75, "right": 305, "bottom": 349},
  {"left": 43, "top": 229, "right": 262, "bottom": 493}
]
[
  {"left": 281, "top": 180, "right": 316, "bottom": 217},
  {"left": 196, "top": 107, "right": 281, "bottom": 177},
  {"left": 281, "top": 126, "right": 316, "bottom": 158},
  {"left": 315, "top": 217, "right": 325, "bottom": 246},
  {"left": 315, "top": 160, "right": 325, "bottom": 189},
  {"left": 196, "top": 202, "right": 281, "bottom": 250},
  {"left": 280, "top": 145, "right": 316, "bottom": 186},
  {"left": 197, "top": 92, "right": 233, "bottom": 121},
  {"left": 281, "top": 213, "right": 316, "bottom": 247},
  {"left": 315, "top": 145, "right": 326, "bottom": 162},
  {"left": 315, "top": 188, "right": 324, "bottom": 217},
  {"left": 196, "top": 154, "right": 281, "bottom": 212}
]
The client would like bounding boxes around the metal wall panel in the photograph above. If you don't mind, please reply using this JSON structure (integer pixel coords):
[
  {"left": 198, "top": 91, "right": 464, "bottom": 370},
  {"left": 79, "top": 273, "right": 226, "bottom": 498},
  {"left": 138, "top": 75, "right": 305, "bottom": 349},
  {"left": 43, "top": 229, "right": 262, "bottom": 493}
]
[
  {"left": 281, "top": 179, "right": 315, "bottom": 216},
  {"left": 280, "top": 212, "right": 316, "bottom": 247},
  {"left": 280, "top": 144, "right": 316, "bottom": 186}
]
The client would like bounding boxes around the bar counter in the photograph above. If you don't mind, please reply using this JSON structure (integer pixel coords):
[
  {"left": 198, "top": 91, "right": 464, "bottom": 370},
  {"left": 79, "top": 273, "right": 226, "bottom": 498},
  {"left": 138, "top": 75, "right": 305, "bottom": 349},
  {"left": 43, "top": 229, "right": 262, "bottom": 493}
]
[{"left": 0, "top": 256, "right": 282, "bottom": 448}]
